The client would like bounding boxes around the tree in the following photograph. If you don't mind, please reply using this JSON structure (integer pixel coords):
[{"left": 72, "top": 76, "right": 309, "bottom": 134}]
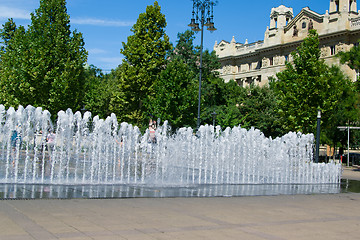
[
  {"left": 0, "top": 0, "right": 87, "bottom": 115},
  {"left": 336, "top": 42, "right": 360, "bottom": 148},
  {"left": 0, "top": 18, "right": 16, "bottom": 48},
  {"left": 149, "top": 57, "right": 198, "bottom": 130},
  {"left": 112, "top": 1, "right": 172, "bottom": 128},
  {"left": 0, "top": 20, "right": 28, "bottom": 107},
  {"left": 213, "top": 82, "right": 283, "bottom": 138},
  {"left": 338, "top": 40, "right": 360, "bottom": 79},
  {"left": 155, "top": 30, "right": 226, "bottom": 130},
  {"left": 178, "top": 31, "right": 225, "bottom": 127},
  {"left": 172, "top": 30, "right": 197, "bottom": 69},
  {"left": 271, "top": 30, "right": 358, "bottom": 140},
  {"left": 83, "top": 64, "right": 113, "bottom": 119}
]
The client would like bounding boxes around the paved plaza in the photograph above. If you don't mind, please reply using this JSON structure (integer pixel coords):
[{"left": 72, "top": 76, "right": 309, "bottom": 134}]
[{"left": 0, "top": 168, "right": 359, "bottom": 240}]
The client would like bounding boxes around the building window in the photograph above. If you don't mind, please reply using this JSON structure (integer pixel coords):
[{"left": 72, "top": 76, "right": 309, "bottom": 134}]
[
  {"left": 248, "top": 63, "right": 252, "bottom": 71},
  {"left": 256, "top": 61, "right": 262, "bottom": 69},
  {"left": 270, "top": 57, "right": 273, "bottom": 66},
  {"left": 330, "top": 45, "right": 336, "bottom": 55},
  {"left": 302, "top": 21, "right": 307, "bottom": 29}
]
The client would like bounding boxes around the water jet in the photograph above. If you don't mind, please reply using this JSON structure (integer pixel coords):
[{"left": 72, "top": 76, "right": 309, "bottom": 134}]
[{"left": 0, "top": 105, "right": 342, "bottom": 198}]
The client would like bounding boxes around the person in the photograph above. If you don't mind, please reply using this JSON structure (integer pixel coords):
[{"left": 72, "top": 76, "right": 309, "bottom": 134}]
[
  {"left": 10, "top": 125, "right": 22, "bottom": 166},
  {"left": 149, "top": 120, "right": 157, "bottom": 144},
  {"left": 115, "top": 136, "right": 123, "bottom": 147},
  {"left": 115, "top": 136, "right": 124, "bottom": 169},
  {"left": 10, "top": 130, "right": 19, "bottom": 148}
]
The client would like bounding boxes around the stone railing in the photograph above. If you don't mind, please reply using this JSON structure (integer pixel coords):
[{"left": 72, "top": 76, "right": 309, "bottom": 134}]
[
  {"left": 235, "top": 41, "right": 264, "bottom": 54},
  {"left": 351, "top": 17, "right": 360, "bottom": 28}
]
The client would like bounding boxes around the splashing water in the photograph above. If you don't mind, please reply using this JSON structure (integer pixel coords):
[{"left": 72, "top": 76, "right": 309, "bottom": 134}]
[{"left": 0, "top": 105, "right": 341, "bottom": 185}]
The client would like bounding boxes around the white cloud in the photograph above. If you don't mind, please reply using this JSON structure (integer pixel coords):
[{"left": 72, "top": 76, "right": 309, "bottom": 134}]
[
  {"left": 88, "top": 48, "right": 107, "bottom": 54},
  {"left": 98, "top": 57, "right": 123, "bottom": 63},
  {"left": 0, "top": 6, "right": 30, "bottom": 20},
  {"left": 71, "top": 17, "right": 134, "bottom": 27},
  {"left": 92, "top": 57, "right": 123, "bottom": 71}
]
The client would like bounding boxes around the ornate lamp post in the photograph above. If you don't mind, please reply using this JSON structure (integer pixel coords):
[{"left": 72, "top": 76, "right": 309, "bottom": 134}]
[
  {"left": 315, "top": 109, "right": 321, "bottom": 163},
  {"left": 188, "top": 0, "right": 217, "bottom": 130}
]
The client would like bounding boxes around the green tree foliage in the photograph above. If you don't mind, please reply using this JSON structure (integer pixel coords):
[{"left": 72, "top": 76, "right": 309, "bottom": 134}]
[
  {"left": 111, "top": 1, "right": 172, "bottom": 128},
  {"left": 338, "top": 40, "right": 360, "bottom": 77},
  {"left": 0, "top": 18, "right": 16, "bottom": 48},
  {"left": 132, "top": 30, "right": 198, "bottom": 130},
  {"left": 149, "top": 57, "right": 198, "bottom": 130},
  {"left": 83, "top": 65, "right": 113, "bottom": 119},
  {"left": 0, "top": 20, "right": 28, "bottom": 107},
  {"left": 271, "top": 30, "right": 358, "bottom": 141},
  {"left": 0, "top": 0, "right": 87, "bottom": 115},
  {"left": 146, "top": 29, "right": 282, "bottom": 135},
  {"left": 180, "top": 31, "right": 225, "bottom": 128},
  {"left": 149, "top": 30, "right": 225, "bottom": 130},
  {"left": 214, "top": 82, "right": 283, "bottom": 138},
  {"left": 337, "top": 41, "right": 360, "bottom": 148},
  {"left": 173, "top": 30, "right": 197, "bottom": 68},
  {"left": 200, "top": 50, "right": 224, "bottom": 107}
]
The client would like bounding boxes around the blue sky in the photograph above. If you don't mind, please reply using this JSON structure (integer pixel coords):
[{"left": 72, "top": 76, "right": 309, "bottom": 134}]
[{"left": 0, "top": 0, "right": 330, "bottom": 72}]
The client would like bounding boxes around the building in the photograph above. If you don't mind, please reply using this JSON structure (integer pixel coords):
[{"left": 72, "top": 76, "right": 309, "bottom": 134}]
[{"left": 214, "top": 0, "right": 360, "bottom": 87}]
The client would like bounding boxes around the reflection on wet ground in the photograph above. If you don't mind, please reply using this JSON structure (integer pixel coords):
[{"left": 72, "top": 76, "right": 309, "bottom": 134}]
[
  {"left": 341, "top": 178, "right": 360, "bottom": 193},
  {"left": 0, "top": 180, "right": 357, "bottom": 199}
]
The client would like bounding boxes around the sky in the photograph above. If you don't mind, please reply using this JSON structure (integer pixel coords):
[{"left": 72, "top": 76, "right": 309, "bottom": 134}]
[{"left": 0, "top": 0, "right": 330, "bottom": 72}]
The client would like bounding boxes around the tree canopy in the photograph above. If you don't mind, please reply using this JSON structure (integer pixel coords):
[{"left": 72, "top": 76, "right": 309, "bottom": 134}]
[
  {"left": 0, "top": 0, "right": 87, "bottom": 115},
  {"left": 271, "top": 29, "right": 359, "bottom": 143},
  {"left": 338, "top": 40, "right": 360, "bottom": 76},
  {"left": 110, "top": 1, "right": 172, "bottom": 128}
]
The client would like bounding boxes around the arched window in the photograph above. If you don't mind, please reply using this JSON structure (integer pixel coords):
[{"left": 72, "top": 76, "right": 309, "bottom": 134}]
[{"left": 302, "top": 21, "right": 307, "bottom": 29}]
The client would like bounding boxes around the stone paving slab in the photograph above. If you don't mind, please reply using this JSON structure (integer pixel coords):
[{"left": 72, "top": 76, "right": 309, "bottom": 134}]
[{"left": 0, "top": 193, "right": 360, "bottom": 240}]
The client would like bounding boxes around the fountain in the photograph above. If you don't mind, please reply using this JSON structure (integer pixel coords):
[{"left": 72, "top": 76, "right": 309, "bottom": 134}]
[{"left": 0, "top": 105, "right": 342, "bottom": 198}]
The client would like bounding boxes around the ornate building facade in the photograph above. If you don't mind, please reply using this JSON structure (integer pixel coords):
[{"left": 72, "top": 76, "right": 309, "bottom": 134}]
[{"left": 214, "top": 0, "right": 360, "bottom": 87}]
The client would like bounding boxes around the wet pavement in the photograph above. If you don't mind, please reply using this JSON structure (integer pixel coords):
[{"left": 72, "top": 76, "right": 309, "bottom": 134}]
[
  {"left": 1, "top": 167, "right": 359, "bottom": 200},
  {"left": 0, "top": 182, "right": 345, "bottom": 200}
]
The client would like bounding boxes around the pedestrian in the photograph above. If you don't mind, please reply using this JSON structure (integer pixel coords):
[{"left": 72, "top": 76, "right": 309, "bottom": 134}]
[
  {"left": 149, "top": 121, "right": 157, "bottom": 144},
  {"left": 10, "top": 125, "right": 22, "bottom": 166},
  {"left": 46, "top": 131, "right": 56, "bottom": 161}
]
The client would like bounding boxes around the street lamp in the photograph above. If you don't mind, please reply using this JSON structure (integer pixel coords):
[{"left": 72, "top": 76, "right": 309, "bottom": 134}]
[
  {"left": 188, "top": 0, "right": 217, "bottom": 130},
  {"left": 315, "top": 109, "right": 321, "bottom": 163}
]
